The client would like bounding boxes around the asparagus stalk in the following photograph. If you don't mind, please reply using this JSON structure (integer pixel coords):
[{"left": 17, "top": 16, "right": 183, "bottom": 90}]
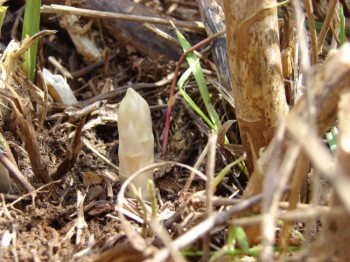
[{"left": 118, "top": 88, "right": 154, "bottom": 199}]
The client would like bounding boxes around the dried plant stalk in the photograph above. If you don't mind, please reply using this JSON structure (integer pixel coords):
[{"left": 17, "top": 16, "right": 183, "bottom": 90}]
[
  {"left": 231, "top": 43, "right": 350, "bottom": 259},
  {"left": 307, "top": 79, "right": 350, "bottom": 261},
  {"left": 223, "top": 0, "right": 289, "bottom": 173},
  {"left": 244, "top": 44, "right": 350, "bottom": 199}
]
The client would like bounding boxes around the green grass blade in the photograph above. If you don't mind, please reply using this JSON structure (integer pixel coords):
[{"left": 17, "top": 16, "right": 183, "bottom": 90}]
[
  {"left": 211, "top": 156, "right": 244, "bottom": 191},
  {"left": 276, "top": 0, "right": 290, "bottom": 7},
  {"left": 339, "top": 4, "right": 346, "bottom": 45},
  {"left": 0, "top": 5, "right": 8, "bottom": 35},
  {"left": 234, "top": 226, "right": 249, "bottom": 250},
  {"left": 174, "top": 26, "right": 221, "bottom": 130},
  {"left": 227, "top": 226, "right": 236, "bottom": 259},
  {"left": 326, "top": 127, "right": 338, "bottom": 155},
  {"left": 21, "top": 0, "right": 41, "bottom": 81},
  {"left": 178, "top": 62, "right": 216, "bottom": 130}
]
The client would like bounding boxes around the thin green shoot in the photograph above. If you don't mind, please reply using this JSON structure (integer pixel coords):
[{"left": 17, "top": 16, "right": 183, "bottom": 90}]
[
  {"left": 181, "top": 245, "right": 300, "bottom": 258},
  {"left": 21, "top": 0, "right": 41, "bottom": 81},
  {"left": 233, "top": 226, "right": 249, "bottom": 250},
  {"left": 162, "top": 28, "right": 225, "bottom": 154},
  {"left": 226, "top": 226, "right": 249, "bottom": 261},
  {"left": 339, "top": 4, "right": 346, "bottom": 45},
  {"left": 147, "top": 179, "right": 157, "bottom": 238},
  {"left": 276, "top": 0, "right": 290, "bottom": 7},
  {"left": 303, "top": 18, "right": 350, "bottom": 37},
  {"left": 173, "top": 25, "right": 221, "bottom": 130},
  {"left": 325, "top": 127, "right": 338, "bottom": 155},
  {"left": 227, "top": 226, "right": 236, "bottom": 260},
  {"left": 324, "top": 6, "right": 343, "bottom": 157},
  {"left": 147, "top": 179, "right": 158, "bottom": 220},
  {"left": 281, "top": 12, "right": 350, "bottom": 37},
  {"left": 276, "top": 220, "right": 305, "bottom": 242},
  {"left": 0, "top": 2, "right": 8, "bottom": 36},
  {"left": 180, "top": 247, "right": 263, "bottom": 258},
  {"left": 130, "top": 183, "right": 149, "bottom": 238},
  {"left": 206, "top": 226, "right": 249, "bottom": 261},
  {"left": 177, "top": 62, "right": 216, "bottom": 130},
  {"left": 211, "top": 156, "right": 245, "bottom": 191}
]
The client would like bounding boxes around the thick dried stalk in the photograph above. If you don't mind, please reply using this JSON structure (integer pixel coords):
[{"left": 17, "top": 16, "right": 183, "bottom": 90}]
[
  {"left": 306, "top": 82, "right": 350, "bottom": 261},
  {"left": 241, "top": 44, "right": 350, "bottom": 260},
  {"left": 223, "top": 0, "right": 289, "bottom": 172},
  {"left": 244, "top": 45, "right": 350, "bottom": 199},
  {"left": 304, "top": 0, "right": 318, "bottom": 64},
  {"left": 317, "top": 0, "right": 338, "bottom": 53}
]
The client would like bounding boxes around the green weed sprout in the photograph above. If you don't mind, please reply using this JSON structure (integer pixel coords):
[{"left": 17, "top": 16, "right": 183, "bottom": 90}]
[
  {"left": 21, "top": 0, "right": 41, "bottom": 81},
  {"left": 0, "top": 1, "right": 8, "bottom": 36},
  {"left": 339, "top": 4, "right": 346, "bottom": 46},
  {"left": 211, "top": 156, "right": 245, "bottom": 192},
  {"left": 326, "top": 127, "right": 338, "bottom": 155},
  {"left": 177, "top": 61, "right": 216, "bottom": 130},
  {"left": 174, "top": 26, "right": 221, "bottom": 130},
  {"left": 324, "top": 5, "right": 346, "bottom": 156}
]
